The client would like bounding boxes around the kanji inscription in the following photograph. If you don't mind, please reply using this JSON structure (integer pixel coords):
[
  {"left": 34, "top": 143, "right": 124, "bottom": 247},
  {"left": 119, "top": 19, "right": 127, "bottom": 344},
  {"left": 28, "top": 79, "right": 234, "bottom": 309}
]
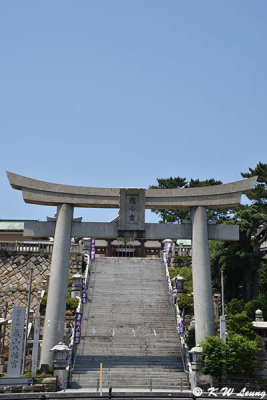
[{"left": 7, "top": 306, "right": 26, "bottom": 377}]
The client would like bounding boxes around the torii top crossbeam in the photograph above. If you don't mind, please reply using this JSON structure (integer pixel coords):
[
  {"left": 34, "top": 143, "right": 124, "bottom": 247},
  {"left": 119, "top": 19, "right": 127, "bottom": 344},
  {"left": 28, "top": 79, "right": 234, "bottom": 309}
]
[{"left": 7, "top": 171, "right": 257, "bottom": 209}]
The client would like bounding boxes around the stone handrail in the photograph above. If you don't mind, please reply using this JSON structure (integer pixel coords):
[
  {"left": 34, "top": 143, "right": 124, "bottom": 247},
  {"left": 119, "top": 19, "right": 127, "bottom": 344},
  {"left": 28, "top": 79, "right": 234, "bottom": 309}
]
[
  {"left": 160, "top": 251, "right": 189, "bottom": 375},
  {"left": 66, "top": 296, "right": 81, "bottom": 383},
  {"left": 67, "top": 256, "right": 93, "bottom": 380}
]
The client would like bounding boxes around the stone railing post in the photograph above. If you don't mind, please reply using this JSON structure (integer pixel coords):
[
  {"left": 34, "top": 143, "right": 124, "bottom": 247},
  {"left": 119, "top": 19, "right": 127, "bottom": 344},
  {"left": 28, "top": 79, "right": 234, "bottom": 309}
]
[
  {"left": 189, "top": 345, "right": 203, "bottom": 390},
  {"left": 40, "top": 203, "right": 73, "bottom": 370},
  {"left": 191, "top": 206, "right": 215, "bottom": 345}
]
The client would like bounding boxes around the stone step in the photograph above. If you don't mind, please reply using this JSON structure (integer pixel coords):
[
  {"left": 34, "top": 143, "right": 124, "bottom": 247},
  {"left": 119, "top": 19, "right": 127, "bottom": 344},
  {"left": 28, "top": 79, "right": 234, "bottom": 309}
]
[{"left": 71, "top": 258, "right": 187, "bottom": 389}]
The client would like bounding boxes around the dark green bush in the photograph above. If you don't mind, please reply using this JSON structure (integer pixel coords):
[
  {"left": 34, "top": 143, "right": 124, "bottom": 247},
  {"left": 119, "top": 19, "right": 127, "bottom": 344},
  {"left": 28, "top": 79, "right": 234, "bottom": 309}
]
[
  {"left": 245, "top": 295, "right": 267, "bottom": 321},
  {"left": 185, "top": 327, "right": 195, "bottom": 349},
  {"left": 177, "top": 293, "right": 194, "bottom": 316},
  {"left": 226, "top": 298, "right": 245, "bottom": 315}
]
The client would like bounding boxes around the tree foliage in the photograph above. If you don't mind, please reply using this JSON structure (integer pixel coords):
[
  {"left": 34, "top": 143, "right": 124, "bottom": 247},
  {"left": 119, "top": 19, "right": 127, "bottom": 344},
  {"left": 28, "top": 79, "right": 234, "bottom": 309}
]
[
  {"left": 226, "top": 298, "right": 245, "bottom": 315},
  {"left": 226, "top": 311, "right": 257, "bottom": 340},
  {"left": 151, "top": 165, "right": 266, "bottom": 313},
  {"left": 209, "top": 162, "right": 267, "bottom": 301},
  {"left": 169, "top": 266, "right": 194, "bottom": 315},
  {"left": 244, "top": 295, "right": 267, "bottom": 321},
  {"left": 149, "top": 176, "right": 223, "bottom": 223},
  {"left": 226, "top": 295, "right": 267, "bottom": 321},
  {"left": 201, "top": 336, "right": 227, "bottom": 377},
  {"left": 201, "top": 335, "right": 260, "bottom": 378}
]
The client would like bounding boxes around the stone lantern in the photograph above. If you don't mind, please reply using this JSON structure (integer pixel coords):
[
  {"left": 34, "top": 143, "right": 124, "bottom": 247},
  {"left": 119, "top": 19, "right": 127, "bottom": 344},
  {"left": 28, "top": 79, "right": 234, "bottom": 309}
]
[
  {"left": 71, "top": 273, "right": 83, "bottom": 298},
  {"left": 255, "top": 309, "right": 264, "bottom": 322},
  {"left": 172, "top": 274, "right": 185, "bottom": 294},
  {"left": 50, "top": 342, "right": 70, "bottom": 389},
  {"left": 79, "top": 237, "right": 90, "bottom": 252}
]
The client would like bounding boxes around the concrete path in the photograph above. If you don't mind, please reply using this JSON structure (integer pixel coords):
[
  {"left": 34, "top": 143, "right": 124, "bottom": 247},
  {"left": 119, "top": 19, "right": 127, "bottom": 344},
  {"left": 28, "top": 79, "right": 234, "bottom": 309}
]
[{"left": 70, "top": 258, "right": 189, "bottom": 391}]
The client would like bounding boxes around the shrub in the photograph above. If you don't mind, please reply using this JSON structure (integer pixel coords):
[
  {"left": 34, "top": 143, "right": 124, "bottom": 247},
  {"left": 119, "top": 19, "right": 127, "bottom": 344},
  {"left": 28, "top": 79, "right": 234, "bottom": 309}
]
[
  {"left": 226, "top": 334, "right": 259, "bottom": 377},
  {"left": 66, "top": 297, "right": 79, "bottom": 311},
  {"left": 201, "top": 334, "right": 261, "bottom": 378},
  {"left": 40, "top": 292, "right": 48, "bottom": 314},
  {"left": 201, "top": 336, "right": 226, "bottom": 378},
  {"left": 39, "top": 289, "right": 79, "bottom": 315},
  {"left": 173, "top": 256, "right": 191, "bottom": 267},
  {"left": 177, "top": 293, "right": 194, "bottom": 316}
]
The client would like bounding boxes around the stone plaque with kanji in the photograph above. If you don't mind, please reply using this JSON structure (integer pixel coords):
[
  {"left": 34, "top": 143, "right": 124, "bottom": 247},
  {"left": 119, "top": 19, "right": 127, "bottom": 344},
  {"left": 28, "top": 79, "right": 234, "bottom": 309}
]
[
  {"left": 7, "top": 306, "right": 26, "bottom": 377},
  {"left": 119, "top": 188, "right": 145, "bottom": 235}
]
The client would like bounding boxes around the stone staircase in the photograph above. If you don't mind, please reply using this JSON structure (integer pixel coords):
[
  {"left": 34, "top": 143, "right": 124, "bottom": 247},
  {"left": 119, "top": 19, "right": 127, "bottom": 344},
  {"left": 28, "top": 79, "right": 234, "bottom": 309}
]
[{"left": 70, "top": 257, "right": 189, "bottom": 391}]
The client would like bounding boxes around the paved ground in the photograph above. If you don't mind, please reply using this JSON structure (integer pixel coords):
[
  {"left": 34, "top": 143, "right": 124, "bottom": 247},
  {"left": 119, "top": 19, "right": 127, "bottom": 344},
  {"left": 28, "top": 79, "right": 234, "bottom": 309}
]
[{"left": 70, "top": 257, "right": 189, "bottom": 391}]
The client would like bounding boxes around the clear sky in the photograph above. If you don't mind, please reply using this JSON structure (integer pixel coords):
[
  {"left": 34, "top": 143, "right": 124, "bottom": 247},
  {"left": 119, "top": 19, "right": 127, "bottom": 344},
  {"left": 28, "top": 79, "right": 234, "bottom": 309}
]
[{"left": 0, "top": 1, "right": 266, "bottom": 223}]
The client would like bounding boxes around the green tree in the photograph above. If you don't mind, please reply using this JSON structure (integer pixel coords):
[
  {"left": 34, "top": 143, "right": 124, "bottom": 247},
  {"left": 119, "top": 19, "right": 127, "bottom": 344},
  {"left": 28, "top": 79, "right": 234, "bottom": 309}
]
[
  {"left": 149, "top": 176, "right": 223, "bottom": 223},
  {"left": 151, "top": 162, "right": 267, "bottom": 302},
  {"left": 210, "top": 162, "right": 267, "bottom": 301},
  {"left": 226, "top": 311, "right": 257, "bottom": 340},
  {"left": 210, "top": 241, "right": 249, "bottom": 299},
  {"left": 245, "top": 295, "right": 267, "bottom": 321}
]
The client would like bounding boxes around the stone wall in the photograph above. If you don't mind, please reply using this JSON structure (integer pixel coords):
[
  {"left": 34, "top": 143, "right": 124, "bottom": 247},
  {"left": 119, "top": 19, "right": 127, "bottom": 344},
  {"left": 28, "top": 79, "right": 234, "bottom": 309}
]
[{"left": 0, "top": 250, "right": 82, "bottom": 329}]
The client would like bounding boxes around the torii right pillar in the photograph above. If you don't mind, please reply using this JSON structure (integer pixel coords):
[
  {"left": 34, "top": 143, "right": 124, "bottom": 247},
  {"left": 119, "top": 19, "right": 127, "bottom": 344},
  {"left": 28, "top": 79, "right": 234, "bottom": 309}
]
[{"left": 191, "top": 206, "right": 215, "bottom": 344}]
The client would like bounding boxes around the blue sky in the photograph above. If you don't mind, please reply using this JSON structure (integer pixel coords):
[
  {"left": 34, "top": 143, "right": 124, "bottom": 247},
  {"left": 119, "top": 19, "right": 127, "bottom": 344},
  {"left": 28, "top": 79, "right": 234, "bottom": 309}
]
[{"left": 0, "top": 1, "right": 266, "bottom": 222}]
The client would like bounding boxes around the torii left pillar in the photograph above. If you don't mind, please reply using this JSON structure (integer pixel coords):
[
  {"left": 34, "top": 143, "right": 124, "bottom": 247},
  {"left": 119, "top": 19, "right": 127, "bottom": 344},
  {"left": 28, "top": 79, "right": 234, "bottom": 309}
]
[
  {"left": 191, "top": 206, "right": 215, "bottom": 345},
  {"left": 40, "top": 204, "right": 73, "bottom": 369}
]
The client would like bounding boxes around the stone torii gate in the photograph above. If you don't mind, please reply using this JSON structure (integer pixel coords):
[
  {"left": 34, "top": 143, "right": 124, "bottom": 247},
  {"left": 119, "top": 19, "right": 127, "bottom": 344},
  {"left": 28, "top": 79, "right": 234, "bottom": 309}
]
[{"left": 6, "top": 171, "right": 256, "bottom": 369}]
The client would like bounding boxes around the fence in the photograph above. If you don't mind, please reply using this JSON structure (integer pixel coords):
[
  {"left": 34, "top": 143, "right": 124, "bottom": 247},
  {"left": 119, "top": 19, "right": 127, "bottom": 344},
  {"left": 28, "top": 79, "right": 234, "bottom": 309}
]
[{"left": 0, "top": 241, "right": 80, "bottom": 253}]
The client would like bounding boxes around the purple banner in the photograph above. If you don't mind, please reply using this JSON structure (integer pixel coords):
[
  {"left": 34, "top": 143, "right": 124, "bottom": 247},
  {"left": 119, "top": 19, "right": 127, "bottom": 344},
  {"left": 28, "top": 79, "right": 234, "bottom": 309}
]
[
  {"left": 81, "top": 278, "right": 87, "bottom": 304},
  {"left": 74, "top": 312, "right": 83, "bottom": 345},
  {"left": 90, "top": 238, "right": 95, "bottom": 261},
  {"left": 179, "top": 309, "right": 185, "bottom": 337},
  {"left": 173, "top": 288, "right": 177, "bottom": 305},
  {"left": 164, "top": 242, "right": 172, "bottom": 262},
  {"left": 174, "top": 277, "right": 178, "bottom": 290}
]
